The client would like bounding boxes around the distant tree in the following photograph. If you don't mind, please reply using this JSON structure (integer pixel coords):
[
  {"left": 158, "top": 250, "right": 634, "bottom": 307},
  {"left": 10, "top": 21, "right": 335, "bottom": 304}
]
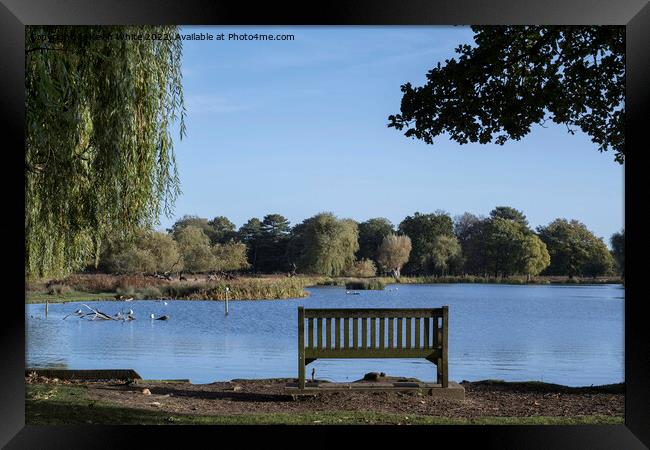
[
  {"left": 398, "top": 211, "right": 454, "bottom": 275},
  {"left": 489, "top": 206, "right": 529, "bottom": 229},
  {"left": 104, "top": 247, "right": 158, "bottom": 274},
  {"left": 582, "top": 241, "right": 615, "bottom": 278},
  {"left": 207, "top": 216, "right": 238, "bottom": 244},
  {"left": 429, "top": 235, "right": 463, "bottom": 275},
  {"left": 175, "top": 225, "right": 215, "bottom": 273},
  {"left": 537, "top": 219, "right": 615, "bottom": 277},
  {"left": 454, "top": 213, "right": 488, "bottom": 275},
  {"left": 356, "top": 218, "right": 395, "bottom": 263},
  {"left": 388, "top": 26, "right": 625, "bottom": 163},
  {"left": 238, "top": 218, "right": 264, "bottom": 272},
  {"left": 454, "top": 212, "right": 482, "bottom": 245},
  {"left": 286, "top": 221, "right": 308, "bottom": 271},
  {"left": 212, "top": 242, "right": 250, "bottom": 272},
  {"left": 293, "top": 213, "right": 359, "bottom": 276},
  {"left": 99, "top": 229, "right": 181, "bottom": 274},
  {"left": 138, "top": 231, "right": 183, "bottom": 273},
  {"left": 168, "top": 216, "right": 213, "bottom": 240},
  {"left": 519, "top": 234, "right": 551, "bottom": 280},
  {"left": 261, "top": 214, "right": 291, "bottom": 237},
  {"left": 484, "top": 217, "right": 529, "bottom": 277},
  {"left": 377, "top": 234, "right": 412, "bottom": 279},
  {"left": 610, "top": 230, "right": 624, "bottom": 277},
  {"left": 256, "top": 214, "right": 291, "bottom": 272}
]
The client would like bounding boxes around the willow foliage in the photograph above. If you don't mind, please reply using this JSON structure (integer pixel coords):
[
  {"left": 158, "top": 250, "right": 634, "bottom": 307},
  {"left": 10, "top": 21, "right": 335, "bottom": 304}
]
[
  {"left": 377, "top": 234, "right": 412, "bottom": 278},
  {"left": 25, "top": 26, "right": 185, "bottom": 279},
  {"left": 297, "top": 213, "right": 359, "bottom": 277}
]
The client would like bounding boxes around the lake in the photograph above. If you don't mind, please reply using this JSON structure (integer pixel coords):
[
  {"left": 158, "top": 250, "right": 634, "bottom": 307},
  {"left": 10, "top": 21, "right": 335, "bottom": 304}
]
[{"left": 26, "top": 283, "right": 624, "bottom": 386}]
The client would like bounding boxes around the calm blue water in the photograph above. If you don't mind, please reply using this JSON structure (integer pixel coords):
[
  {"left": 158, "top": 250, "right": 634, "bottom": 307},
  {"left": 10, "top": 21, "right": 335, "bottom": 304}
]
[{"left": 26, "top": 284, "right": 624, "bottom": 386}]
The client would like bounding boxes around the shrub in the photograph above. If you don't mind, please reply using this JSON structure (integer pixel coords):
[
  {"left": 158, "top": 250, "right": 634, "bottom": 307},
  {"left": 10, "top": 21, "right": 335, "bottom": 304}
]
[
  {"left": 139, "top": 287, "right": 163, "bottom": 299},
  {"left": 115, "top": 286, "right": 136, "bottom": 297},
  {"left": 345, "top": 279, "right": 385, "bottom": 290},
  {"left": 47, "top": 284, "right": 72, "bottom": 295},
  {"left": 60, "top": 273, "right": 169, "bottom": 292},
  {"left": 345, "top": 259, "right": 377, "bottom": 278}
]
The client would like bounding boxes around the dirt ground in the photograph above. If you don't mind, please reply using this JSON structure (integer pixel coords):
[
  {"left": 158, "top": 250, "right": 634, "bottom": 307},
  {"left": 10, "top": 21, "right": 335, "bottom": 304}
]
[{"left": 31, "top": 375, "right": 624, "bottom": 419}]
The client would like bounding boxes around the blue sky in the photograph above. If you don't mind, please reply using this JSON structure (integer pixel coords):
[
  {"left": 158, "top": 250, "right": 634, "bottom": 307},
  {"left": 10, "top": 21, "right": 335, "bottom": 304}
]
[{"left": 162, "top": 26, "right": 624, "bottom": 244}]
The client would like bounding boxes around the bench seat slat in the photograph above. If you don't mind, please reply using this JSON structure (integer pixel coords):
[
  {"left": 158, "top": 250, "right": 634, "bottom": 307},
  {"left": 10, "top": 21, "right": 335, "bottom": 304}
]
[{"left": 305, "top": 348, "right": 441, "bottom": 359}]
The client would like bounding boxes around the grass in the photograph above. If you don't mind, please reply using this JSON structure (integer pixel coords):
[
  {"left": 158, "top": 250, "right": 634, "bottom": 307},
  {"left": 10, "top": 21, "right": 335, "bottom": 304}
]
[
  {"left": 395, "top": 275, "right": 623, "bottom": 285},
  {"left": 26, "top": 383, "right": 623, "bottom": 425},
  {"left": 25, "top": 275, "right": 328, "bottom": 304},
  {"left": 26, "top": 291, "right": 118, "bottom": 304}
]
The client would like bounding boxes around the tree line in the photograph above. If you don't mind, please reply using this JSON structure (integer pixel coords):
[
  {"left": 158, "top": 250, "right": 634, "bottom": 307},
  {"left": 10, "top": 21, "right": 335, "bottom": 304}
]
[{"left": 94, "top": 207, "right": 624, "bottom": 280}]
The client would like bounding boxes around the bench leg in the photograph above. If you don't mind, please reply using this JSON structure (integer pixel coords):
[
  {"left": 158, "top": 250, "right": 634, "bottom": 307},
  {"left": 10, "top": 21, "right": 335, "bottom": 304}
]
[
  {"left": 442, "top": 306, "right": 449, "bottom": 388},
  {"left": 298, "top": 307, "right": 305, "bottom": 389},
  {"left": 299, "top": 356, "right": 305, "bottom": 389},
  {"left": 441, "top": 357, "right": 448, "bottom": 388}
]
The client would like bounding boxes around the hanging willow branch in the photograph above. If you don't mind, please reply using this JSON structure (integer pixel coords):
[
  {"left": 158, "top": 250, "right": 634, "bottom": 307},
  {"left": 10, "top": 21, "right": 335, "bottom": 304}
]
[{"left": 25, "top": 26, "right": 186, "bottom": 279}]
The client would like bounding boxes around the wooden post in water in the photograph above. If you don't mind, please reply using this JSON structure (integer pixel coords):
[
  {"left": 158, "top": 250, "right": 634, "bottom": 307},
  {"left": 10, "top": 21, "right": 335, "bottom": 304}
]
[
  {"left": 45, "top": 300, "right": 48, "bottom": 318},
  {"left": 225, "top": 287, "right": 229, "bottom": 316}
]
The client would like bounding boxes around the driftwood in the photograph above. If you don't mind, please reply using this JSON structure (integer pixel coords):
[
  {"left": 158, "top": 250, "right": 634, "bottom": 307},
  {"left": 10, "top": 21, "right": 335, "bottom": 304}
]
[{"left": 63, "top": 304, "right": 135, "bottom": 321}]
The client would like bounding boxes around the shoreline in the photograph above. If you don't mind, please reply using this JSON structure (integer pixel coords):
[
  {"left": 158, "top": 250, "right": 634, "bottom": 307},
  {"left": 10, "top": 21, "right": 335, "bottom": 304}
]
[
  {"left": 25, "top": 375, "right": 624, "bottom": 425},
  {"left": 25, "top": 274, "right": 624, "bottom": 305}
]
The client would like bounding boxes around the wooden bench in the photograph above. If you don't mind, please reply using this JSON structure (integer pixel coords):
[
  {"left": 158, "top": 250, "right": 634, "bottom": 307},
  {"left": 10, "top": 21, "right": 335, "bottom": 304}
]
[{"left": 297, "top": 306, "right": 449, "bottom": 390}]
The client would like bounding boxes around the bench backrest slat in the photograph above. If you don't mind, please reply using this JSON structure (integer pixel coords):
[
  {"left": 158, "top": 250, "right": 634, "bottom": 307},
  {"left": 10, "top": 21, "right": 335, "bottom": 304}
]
[{"left": 300, "top": 308, "right": 447, "bottom": 354}]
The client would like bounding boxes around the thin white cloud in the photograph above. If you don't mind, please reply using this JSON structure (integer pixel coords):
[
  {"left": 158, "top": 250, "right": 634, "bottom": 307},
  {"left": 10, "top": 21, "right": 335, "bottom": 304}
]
[{"left": 185, "top": 94, "right": 251, "bottom": 114}]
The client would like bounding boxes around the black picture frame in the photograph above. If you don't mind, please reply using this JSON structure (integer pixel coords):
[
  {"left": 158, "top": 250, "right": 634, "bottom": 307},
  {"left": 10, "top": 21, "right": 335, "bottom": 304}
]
[{"left": 2, "top": 1, "right": 647, "bottom": 448}]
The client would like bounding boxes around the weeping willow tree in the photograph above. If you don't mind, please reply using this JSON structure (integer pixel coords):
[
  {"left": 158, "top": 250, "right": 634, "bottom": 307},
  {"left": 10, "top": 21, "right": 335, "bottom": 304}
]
[
  {"left": 294, "top": 213, "right": 359, "bottom": 277},
  {"left": 25, "top": 26, "right": 186, "bottom": 280}
]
